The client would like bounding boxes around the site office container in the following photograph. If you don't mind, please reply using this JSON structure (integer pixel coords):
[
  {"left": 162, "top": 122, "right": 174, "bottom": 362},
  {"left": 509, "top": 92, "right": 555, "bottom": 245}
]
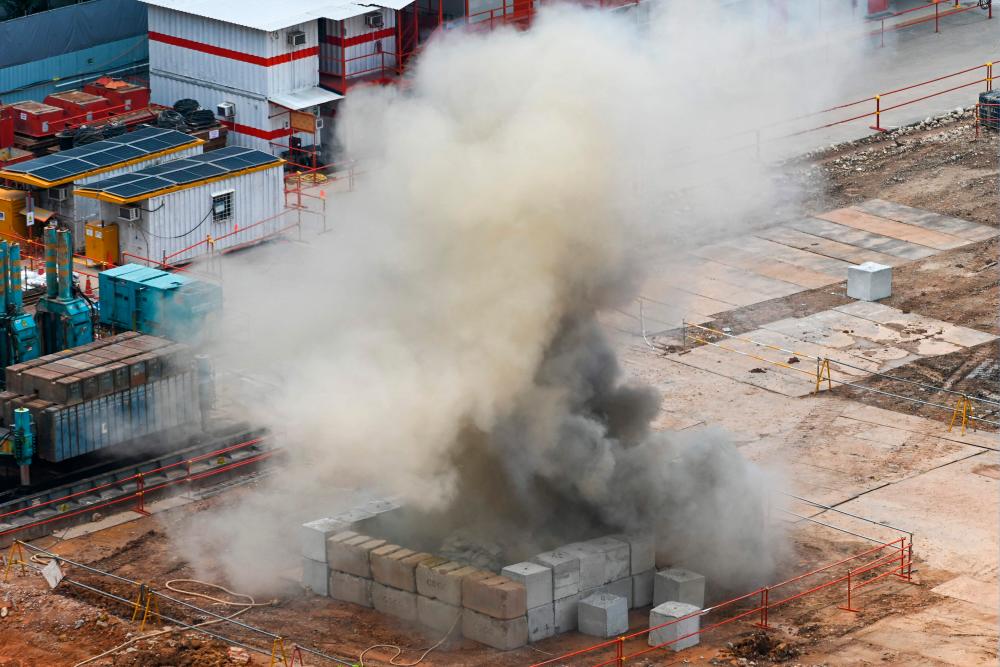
[
  {"left": 9, "top": 101, "right": 66, "bottom": 137},
  {"left": 84, "top": 79, "right": 151, "bottom": 113},
  {"left": 44, "top": 91, "right": 113, "bottom": 125},
  {"left": 320, "top": 10, "right": 398, "bottom": 82}
]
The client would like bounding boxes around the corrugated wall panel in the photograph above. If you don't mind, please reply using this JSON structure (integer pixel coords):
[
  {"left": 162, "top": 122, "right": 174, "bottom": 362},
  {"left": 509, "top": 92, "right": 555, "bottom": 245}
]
[
  {"left": 321, "top": 12, "right": 397, "bottom": 78},
  {"left": 265, "top": 23, "right": 320, "bottom": 94}
]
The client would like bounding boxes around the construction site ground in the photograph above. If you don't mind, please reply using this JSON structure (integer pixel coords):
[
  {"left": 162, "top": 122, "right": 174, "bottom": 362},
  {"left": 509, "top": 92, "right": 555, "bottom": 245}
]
[{"left": 0, "top": 117, "right": 997, "bottom": 665}]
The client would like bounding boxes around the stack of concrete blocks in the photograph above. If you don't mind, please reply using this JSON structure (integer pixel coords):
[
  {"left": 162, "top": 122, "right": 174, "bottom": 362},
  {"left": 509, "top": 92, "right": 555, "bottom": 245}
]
[
  {"left": 649, "top": 567, "right": 706, "bottom": 651},
  {"left": 516, "top": 533, "right": 655, "bottom": 640}
]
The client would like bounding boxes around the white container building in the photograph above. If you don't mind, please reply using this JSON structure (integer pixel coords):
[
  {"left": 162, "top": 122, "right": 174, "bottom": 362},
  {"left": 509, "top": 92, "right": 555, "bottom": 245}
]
[
  {"left": 0, "top": 127, "right": 204, "bottom": 250},
  {"left": 74, "top": 146, "right": 286, "bottom": 265}
]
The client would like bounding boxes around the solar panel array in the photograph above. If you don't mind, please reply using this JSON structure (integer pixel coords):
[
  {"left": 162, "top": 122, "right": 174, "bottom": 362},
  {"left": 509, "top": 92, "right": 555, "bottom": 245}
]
[
  {"left": 1, "top": 127, "right": 198, "bottom": 185},
  {"left": 78, "top": 146, "right": 282, "bottom": 201}
]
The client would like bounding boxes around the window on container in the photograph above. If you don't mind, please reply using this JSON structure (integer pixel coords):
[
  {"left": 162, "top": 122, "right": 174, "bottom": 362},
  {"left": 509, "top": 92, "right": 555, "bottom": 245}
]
[{"left": 212, "top": 190, "right": 234, "bottom": 223}]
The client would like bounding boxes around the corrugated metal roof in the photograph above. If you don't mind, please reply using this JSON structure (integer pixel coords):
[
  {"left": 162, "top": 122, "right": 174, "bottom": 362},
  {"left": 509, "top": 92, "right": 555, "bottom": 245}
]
[
  {"left": 138, "top": 0, "right": 406, "bottom": 31},
  {"left": 360, "top": 0, "right": 414, "bottom": 11},
  {"left": 269, "top": 86, "right": 344, "bottom": 110}
]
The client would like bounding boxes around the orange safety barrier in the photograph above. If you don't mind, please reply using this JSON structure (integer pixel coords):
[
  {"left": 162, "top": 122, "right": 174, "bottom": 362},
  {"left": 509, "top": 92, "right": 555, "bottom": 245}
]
[
  {"left": 529, "top": 537, "right": 913, "bottom": 667},
  {"left": 867, "top": 0, "right": 991, "bottom": 47}
]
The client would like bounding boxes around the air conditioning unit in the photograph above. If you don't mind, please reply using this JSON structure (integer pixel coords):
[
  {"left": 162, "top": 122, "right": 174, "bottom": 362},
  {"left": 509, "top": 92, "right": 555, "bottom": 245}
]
[
  {"left": 365, "top": 11, "right": 383, "bottom": 28},
  {"left": 118, "top": 206, "right": 140, "bottom": 222},
  {"left": 287, "top": 30, "right": 306, "bottom": 46},
  {"left": 216, "top": 102, "right": 236, "bottom": 118},
  {"left": 49, "top": 187, "right": 68, "bottom": 202},
  {"left": 315, "top": 118, "right": 324, "bottom": 130}
]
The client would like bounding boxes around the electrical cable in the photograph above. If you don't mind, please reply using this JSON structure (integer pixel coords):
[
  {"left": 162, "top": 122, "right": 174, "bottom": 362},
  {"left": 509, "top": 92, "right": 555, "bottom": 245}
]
[
  {"left": 138, "top": 206, "right": 213, "bottom": 240},
  {"left": 358, "top": 611, "right": 461, "bottom": 667}
]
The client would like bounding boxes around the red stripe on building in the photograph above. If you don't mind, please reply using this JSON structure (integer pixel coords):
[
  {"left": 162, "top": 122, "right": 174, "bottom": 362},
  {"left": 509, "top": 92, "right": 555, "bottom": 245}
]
[
  {"left": 324, "top": 28, "right": 396, "bottom": 48},
  {"left": 219, "top": 119, "right": 293, "bottom": 140},
  {"left": 149, "top": 31, "right": 319, "bottom": 66}
]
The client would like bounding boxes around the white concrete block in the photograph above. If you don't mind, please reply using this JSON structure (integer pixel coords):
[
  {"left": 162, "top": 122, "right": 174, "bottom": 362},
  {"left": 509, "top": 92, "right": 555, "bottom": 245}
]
[
  {"left": 301, "top": 518, "right": 347, "bottom": 562},
  {"left": 553, "top": 593, "right": 580, "bottom": 633},
  {"left": 847, "top": 261, "right": 892, "bottom": 301},
  {"left": 562, "top": 543, "right": 606, "bottom": 591},
  {"left": 654, "top": 568, "right": 706, "bottom": 608},
  {"left": 371, "top": 582, "right": 418, "bottom": 622},
  {"left": 585, "top": 537, "right": 630, "bottom": 584},
  {"left": 649, "top": 601, "right": 700, "bottom": 651},
  {"left": 578, "top": 593, "right": 629, "bottom": 639},
  {"left": 417, "top": 595, "right": 462, "bottom": 634},
  {"left": 329, "top": 570, "right": 372, "bottom": 608},
  {"left": 632, "top": 570, "right": 654, "bottom": 608},
  {"left": 302, "top": 556, "right": 329, "bottom": 596},
  {"left": 532, "top": 549, "right": 580, "bottom": 599},
  {"left": 461, "top": 609, "right": 528, "bottom": 650},
  {"left": 502, "top": 562, "right": 553, "bottom": 610},
  {"left": 609, "top": 533, "right": 656, "bottom": 575},
  {"left": 527, "top": 603, "right": 555, "bottom": 642},
  {"left": 597, "top": 578, "right": 633, "bottom": 609}
]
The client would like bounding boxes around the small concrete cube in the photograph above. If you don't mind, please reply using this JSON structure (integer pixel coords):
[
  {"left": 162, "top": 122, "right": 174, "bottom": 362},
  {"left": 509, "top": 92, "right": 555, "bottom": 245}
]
[
  {"left": 632, "top": 569, "right": 654, "bottom": 608},
  {"left": 585, "top": 537, "right": 630, "bottom": 584},
  {"left": 327, "top": 534, "right": 385, "bottom": 578},
  {"left": 417, "top": 595, "right": 462, "bottom": 634},
  {"left": 301, "top": 518, "right": 348, "bottom": 562},
  {"left": 649, "top": 601, "right": 700, "bottom": 651},
  {"left": 609, "top": 533, "right": 656, "bottom": 575},
  {"left": 847, "top": 261, "right": 892, "bottom": 301},
  {"left": 578, "top": 593, "right": 629, "bottom": 638},
  {"left": 654, "top": 568, "right": 706, "bottom": 608},
  {"left": 527, "top": 603, "right": 555, "bottom": 642},
  {"left": 329, "top": 570, "right": 372, "bottom": 607},
  {"left": 561, "top": 543, "right": 606, "bottom": 591},
  {"left": 501, "top": 562, "right": 553, "bottom": 610},
  {"left": 532, "top": 550, "right": 581, "bottom": 599},
  {"left": 302, "top": 556, "right": 329, "bottom": 596},
  {"left": 417, "top": 560, "right": 472, "bottom": 606},
  {"left": 553, "top": 593, "right": 580, "bottom": 633},
  {"left": 371, "top": 582, "right": 418, "bottom": 622},
  {"left": 461, "top": 608, "right": 528, "bottom": 650},
  {"left": 462, "top": 573, "right": 527, "bottom": 620}
]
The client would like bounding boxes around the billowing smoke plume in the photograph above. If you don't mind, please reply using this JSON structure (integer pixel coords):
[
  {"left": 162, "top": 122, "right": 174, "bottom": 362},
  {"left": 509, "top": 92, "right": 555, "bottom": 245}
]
[{"left": 185, "top": 2, "right": 865, "bottom": 594}]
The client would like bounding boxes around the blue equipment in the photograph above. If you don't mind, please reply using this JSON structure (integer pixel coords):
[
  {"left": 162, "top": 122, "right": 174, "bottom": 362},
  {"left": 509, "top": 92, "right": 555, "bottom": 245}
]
[
  {"left": 34, "top": 225, "right": 94, "bottom": 354},
  {"left": 0, "top": 241, "right": 39, "bottom": 370}
]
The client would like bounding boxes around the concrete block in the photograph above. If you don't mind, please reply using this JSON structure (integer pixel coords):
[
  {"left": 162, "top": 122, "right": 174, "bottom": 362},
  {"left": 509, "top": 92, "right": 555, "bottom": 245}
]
[
  {"left": 371, "top": 546, "right": 433, "bottom": 592},
  {"left": 327, "top": 534, "right": 385, "bottom": 578},
  {"left": 461, "top": 608, "right": 528, "bottom": 650},
  {"left": 417, "top": 560, "right": 472, "bottom": 605},
  {"left": 632, "top": 570, "right": 654, "bottom": 608},
  {"left": 501, "top": 562, "right": 553, "bottom": 610},
  {"left": 302, "top": 557, "right": 329, "bottom": 596},
  {"left": 561, "top": 543, "right": 605, "bottom": 591},
  {"left": 578, "top": 593, "right": 629, "bottom": 639},
  {"left": 609, "top": 533, "right": 655, "bottom": 575},
  {"left": 527, "top": 603, "right": 555, "bottom": 643},
  {"left": 585, "top": 537, "right": 630, "bottom": 584},
  {"left": 654, "top": 568, "right": 706, "bottom": 608},
  {"left": 531, "top": 549, "right": 580, "bottom": 599},
  {"left": 371, "top": 582, "right": 418, "bottom": 622},
  {"left": 847, "top": 261, "right": 892, "bottom": 301},
  {"left": 329, "top": 570, "right": 372, "bottom": 608},
  {"left": 649, "top": 601, "right": 700, "bottom": 651},
  {"left": 417, "top": 595, "right": 462, "bottom": 634},
  {"left": 301, "top": 518, "right": 348, "bottom": 562},
  {"left": 553, "top": 593, "right": 580, "bottom": 633},
  {"left": 596, "top": 578, "right": 633, "bottom": 609},
  {"left": 462, "top": 573, "right": 527, "bottom": 620}
]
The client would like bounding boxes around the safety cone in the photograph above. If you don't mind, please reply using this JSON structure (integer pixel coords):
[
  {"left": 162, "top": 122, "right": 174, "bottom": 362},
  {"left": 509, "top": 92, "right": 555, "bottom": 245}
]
[{"left": 84, "top": 275, "right": 94, "bottom": 297}]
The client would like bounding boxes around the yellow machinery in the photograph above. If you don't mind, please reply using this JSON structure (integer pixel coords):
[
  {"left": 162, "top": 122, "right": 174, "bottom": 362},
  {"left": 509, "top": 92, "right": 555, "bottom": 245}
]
[
  {"left": 0, "top": 189, "right": 27, "bottom": 241},
  {"left": 84, "top": 220, "right": 119, "bottom": 266}
]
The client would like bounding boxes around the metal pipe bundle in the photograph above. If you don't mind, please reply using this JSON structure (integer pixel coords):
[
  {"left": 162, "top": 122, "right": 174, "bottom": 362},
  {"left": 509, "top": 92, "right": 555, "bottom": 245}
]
[{"left": 44, "top": 225, "right": 58, "bottom": 299}]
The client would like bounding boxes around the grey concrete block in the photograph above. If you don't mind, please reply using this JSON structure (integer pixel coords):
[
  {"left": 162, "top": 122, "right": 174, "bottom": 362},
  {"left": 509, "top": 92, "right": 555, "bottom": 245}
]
[
  {"left": 527, "top": 603, "right": 555, "bottom": 643},
  {"left": 649, "top": 601, "right": 700, "bottom": 651},
  {"left": 561, "top": 543, "right": 605, "bottom": 591},
  {"left": 847, "top": 261, "right": 891, "bottom": 301},
  {"left": 609, "top": 533, "right": 655, "bottom": 575},
  {"left": 532, "top": 549, "right": 580, "bottom": 599},
  {"left": 462, "top": 573, "right": 527, "bottom": 620},
  {"left": 597, "top": 578, "right": 633, "bottom": 609},
  {"left": 302, "top": 556, "right": 329, "bottom": 596},
  {"left": 501, "top": 562, "right": 553, "bottom": 610},
  {"left": 417, "top": 595, "right": 462, "bottom": 634},
  {"left": 553, "top": 593, "right": 580, "bottom": 633},
  {"left": 632, "top": 569, "right": 654, "bottom": 608},
  {"left": 329, "top": 570, "right": 372, "bottom": 608},
  {"left": 461, "top": 608, "right": 528, "bottom": 650},
  {"left": 585, "top": 537, "right": 630, "bottom": 583},
  {"left": 371, "top": 546, "right": 434, "bottom": 592},
  {"left": 654, "top": 568, "right": 706, "bottom": 608},
  {"left": 327, "top": 534, "right": 384, "bottom": 578},
  {"left": 578, "top": 593, "right": 629, "bottom": 638},
  {"left": 417, "top": 560, "right": 472, "bottom": 605},
  {"left": 301, "top": 518, "right": 348, "bottom": 562},
  {"left": 371, "top": 582, "right": 418, "bottom": 622}
]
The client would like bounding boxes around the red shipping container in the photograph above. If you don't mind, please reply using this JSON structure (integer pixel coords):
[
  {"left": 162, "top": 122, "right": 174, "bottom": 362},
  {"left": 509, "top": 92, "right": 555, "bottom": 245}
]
[
  {"left": 84, "top": 78, "right": 151, "bottom": 114},
  {"left": 9, "top": 101, "right": 66, "bottom": 137},
  {"left": 44, "top": 91, "right": 112, "bottom": 125},
  {"left": 0, "top": 106, "right": 13, "bottom": 149}
]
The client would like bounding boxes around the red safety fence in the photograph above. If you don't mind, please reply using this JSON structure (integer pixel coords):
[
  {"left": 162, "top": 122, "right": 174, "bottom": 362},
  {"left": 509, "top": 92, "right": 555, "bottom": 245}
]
[
  {"left": 868, "top": 0, "right": 991, "bottom": 48},
  {"left": 0, "top": 437, "right": 270, "bottom": 540},
  {"left": 530, "top": 537, "right": 913, "bottom": 667}
]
